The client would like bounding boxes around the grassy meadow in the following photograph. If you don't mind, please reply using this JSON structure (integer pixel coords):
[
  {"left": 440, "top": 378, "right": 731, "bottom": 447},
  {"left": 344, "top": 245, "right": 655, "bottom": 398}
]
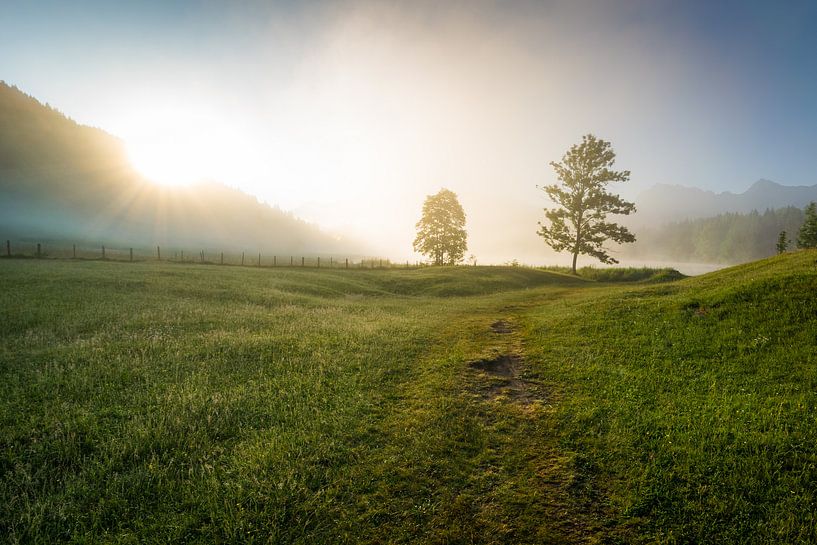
[{"left": 1, "top": 252, "right": 816, "bottom": 543}]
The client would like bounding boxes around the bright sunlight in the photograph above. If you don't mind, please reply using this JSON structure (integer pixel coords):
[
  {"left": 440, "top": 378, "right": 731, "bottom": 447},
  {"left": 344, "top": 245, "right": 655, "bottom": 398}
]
[
  {"left": 127, "top": 137, "right": 203, "bottom": 186},
  {"left": 122, "top": 103, "right": 258, "bottom": 187}
]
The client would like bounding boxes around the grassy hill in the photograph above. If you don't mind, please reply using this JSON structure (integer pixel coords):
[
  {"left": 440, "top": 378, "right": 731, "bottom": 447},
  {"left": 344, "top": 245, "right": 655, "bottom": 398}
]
[
  {"left": 522, "top": 250, "right": 817, "bottom": 542},
  {"left": 0, "top": 82, "right": 353, "bottom": 254},
  {"left": 1, "top": 252, "right": 815, "bottom": 543}
]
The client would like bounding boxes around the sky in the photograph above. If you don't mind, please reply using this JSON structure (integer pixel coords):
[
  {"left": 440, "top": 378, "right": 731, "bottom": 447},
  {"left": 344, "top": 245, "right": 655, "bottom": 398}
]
[{"left": 3, "top": 0, "right": 817, "bottom": 264}]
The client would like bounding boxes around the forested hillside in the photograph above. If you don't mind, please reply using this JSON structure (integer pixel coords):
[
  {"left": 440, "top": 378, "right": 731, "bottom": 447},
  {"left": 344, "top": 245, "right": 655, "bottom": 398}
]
[
  {"left": 628, "top": 206, "right": 806, "bottom": 263},
  {"left": 0, "top": 82, "right": 354, "bottom": 254}
]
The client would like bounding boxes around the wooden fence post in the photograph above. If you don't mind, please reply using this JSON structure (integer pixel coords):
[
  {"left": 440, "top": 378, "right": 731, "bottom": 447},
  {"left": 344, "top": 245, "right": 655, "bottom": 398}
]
[
  {"left": 345, "top": 258, "right": 348, "bottom": 269},
  {"left": 37, "top": 243, "right": 41, "bottom": 259},
  {"left": 258, "top": 253, "right": 261, "bottom": 267},
  {"left": 5, "top": 240, "right": 9, "bottom": 257},
  {"left": 241, "top": 252, "right": 244, "bottom": 266},
  {"left": 302, "top": 257, "right": 305, "bottom": 267},
  {"left": 201, "top": 250, "right": 204, "bottom": 263},
  {"left": 73, "top": 244, "right": 76, "bottom": 259},
  {"left": 221, "top": 252, "right": 224, "bottom": 265},
  {"left": 157, "top": 246, "right": 161, "bottom": 261},
  {"left": 273, "top": 256, "right": 277, "bottom": 267},
  {"left": 130, "top": 248, "right": 133, "bottom": 262},
  {"left": 101, "top": 245, "right": 105, "bottom": 259}
]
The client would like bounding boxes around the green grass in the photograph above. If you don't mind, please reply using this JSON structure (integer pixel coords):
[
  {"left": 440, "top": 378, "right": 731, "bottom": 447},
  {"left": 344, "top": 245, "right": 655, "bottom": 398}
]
[
  {"left": 1, "top": 253, "right": 816, "bottom": 543},
  {"left": 523, "top": 251, "right": 817, "bottom": 543}
]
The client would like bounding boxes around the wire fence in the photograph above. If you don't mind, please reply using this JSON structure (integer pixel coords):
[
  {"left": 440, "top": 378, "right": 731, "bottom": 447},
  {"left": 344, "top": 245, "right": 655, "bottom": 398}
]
[{"left": 1, "top": 239, "right": 423, "bottom": 269}]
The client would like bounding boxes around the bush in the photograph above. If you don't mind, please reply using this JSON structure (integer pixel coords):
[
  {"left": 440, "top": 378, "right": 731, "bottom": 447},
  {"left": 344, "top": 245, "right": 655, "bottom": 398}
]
[{"left": 540, "top": 265, "right": 685, "bottom": 283}]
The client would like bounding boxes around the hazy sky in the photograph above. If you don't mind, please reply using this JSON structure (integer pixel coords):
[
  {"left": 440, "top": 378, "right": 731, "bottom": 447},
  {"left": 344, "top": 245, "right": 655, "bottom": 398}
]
[{"left": 4, "top": 0, "right": 817, "bottom": 263}]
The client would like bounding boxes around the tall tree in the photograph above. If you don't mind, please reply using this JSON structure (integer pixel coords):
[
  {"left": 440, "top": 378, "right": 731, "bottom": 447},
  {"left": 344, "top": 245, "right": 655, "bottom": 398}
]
[
  {"left": 776, "top": 230, "right": 789, "bottom": 254},
  {"left": 797, "top": 201, "right": 817, "bottom": 249},
  {"left": 537, "top": 134, "right": 636, "bottom": 273},
  {"left": 413, "top": 188, "right": 467, "bottom": 265}
]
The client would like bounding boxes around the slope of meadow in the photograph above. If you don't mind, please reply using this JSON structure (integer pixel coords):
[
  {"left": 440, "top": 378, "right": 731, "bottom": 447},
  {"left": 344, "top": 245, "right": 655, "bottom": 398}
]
[
  {"left": 521, "top": 250, "right": 817, "bottom": 543},
  {"left": 1, "top": 253, "right": 815, "bottom": 543}
]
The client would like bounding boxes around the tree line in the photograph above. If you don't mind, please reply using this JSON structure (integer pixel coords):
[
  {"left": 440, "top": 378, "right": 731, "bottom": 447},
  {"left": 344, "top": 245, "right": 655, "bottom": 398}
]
[{"left": 627, "top": 206, "right": 812, "bottom": 263}]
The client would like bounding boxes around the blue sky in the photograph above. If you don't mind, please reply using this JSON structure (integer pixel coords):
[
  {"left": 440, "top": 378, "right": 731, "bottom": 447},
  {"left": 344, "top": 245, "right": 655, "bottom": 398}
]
[{"left": 3, "top": 0, "right": 817, "bottom": 260}]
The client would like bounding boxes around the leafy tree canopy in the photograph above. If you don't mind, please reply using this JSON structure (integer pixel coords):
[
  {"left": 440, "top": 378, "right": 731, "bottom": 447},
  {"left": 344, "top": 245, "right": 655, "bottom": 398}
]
[
  {"left": 413, "top": 188, "right": 467, "bottom": 265},
  {"left": 537, "top": 134, "right": 636, "bottom": 273}
]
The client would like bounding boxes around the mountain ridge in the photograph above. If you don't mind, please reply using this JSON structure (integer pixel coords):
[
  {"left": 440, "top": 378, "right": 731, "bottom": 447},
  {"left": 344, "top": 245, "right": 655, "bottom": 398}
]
[{"left": 633, "top": 178, "right": 817, "bottom": 226}]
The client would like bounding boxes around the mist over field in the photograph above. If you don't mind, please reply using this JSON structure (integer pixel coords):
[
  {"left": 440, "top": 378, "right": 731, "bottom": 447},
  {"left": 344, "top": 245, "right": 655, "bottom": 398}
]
[
  {"left": 4, "top": 1, "right": 817, "bottom": 267},
  {"left": 3, "top": 83, "right": 815, "bottom": 271}
]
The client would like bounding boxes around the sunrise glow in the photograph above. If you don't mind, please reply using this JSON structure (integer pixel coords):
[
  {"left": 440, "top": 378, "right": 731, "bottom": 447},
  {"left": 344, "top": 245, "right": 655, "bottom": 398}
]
[{"left": 122, "top": 103, "right": 260, "bottom": 188}]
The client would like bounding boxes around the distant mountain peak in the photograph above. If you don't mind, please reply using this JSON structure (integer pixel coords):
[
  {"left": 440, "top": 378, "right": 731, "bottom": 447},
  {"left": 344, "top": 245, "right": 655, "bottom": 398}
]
[
  {"left": 747, "top": 178, "right": 781, "bottom": 191},
  {"left": 634, "top": 178, "right": 817, "bottom": 225}
]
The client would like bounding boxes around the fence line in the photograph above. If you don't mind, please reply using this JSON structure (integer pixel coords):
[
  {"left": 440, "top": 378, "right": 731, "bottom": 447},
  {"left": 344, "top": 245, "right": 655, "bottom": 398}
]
[{"left": 1, "top": 239, "right": 426, "bottom": 270}]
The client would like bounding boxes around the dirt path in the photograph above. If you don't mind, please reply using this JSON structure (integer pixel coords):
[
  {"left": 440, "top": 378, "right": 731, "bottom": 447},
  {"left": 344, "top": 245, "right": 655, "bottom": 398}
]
[{"left": 461, "top": 315, "right": 611, "bottom": 544}]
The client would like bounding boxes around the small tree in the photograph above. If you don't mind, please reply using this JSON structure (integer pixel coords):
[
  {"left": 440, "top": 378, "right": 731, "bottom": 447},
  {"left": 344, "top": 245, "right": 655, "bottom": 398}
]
[
  {"left": 797, "top": 202, "right": 817, "bottom": 249},
  {"left": 537, "top": 134, "right": 636, "bottom": 274},
  {"left": 776, "top": 230, "right": 789, "bottom": 254},
  {"left": 413, "top": 188, "right": 467, "bottom": 265}
]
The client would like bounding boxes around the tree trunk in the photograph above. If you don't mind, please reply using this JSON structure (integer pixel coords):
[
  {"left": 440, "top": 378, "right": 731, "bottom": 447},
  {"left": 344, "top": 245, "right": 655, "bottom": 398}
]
[{"left": 573, "top": 208, "right": 583, "bottom": 275}]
